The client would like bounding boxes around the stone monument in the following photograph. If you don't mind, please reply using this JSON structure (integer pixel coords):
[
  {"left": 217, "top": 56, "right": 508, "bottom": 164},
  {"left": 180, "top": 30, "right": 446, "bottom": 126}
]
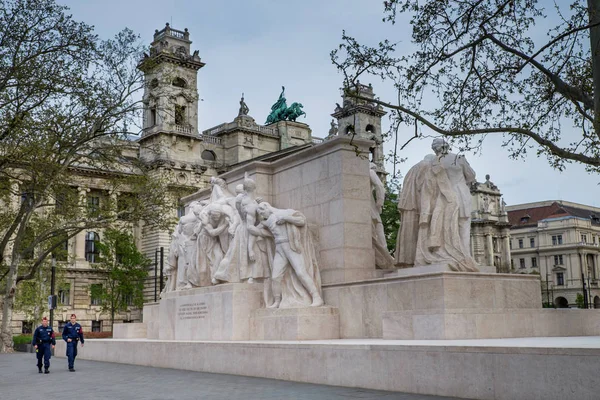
[{"left": 395, "top": 138, "right": 478, "bottom": 272}]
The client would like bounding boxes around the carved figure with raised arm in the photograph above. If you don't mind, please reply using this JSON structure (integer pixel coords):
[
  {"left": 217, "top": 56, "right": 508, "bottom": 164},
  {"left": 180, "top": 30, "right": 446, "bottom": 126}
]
[{"left": 254, "top": 202, "right": 324, "bottom": 308}]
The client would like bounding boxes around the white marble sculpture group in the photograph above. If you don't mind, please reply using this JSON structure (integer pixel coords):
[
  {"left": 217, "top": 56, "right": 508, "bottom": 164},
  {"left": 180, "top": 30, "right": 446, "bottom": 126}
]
[
  {"left": 164, "top": 138, "right": 480, "bottom": 308},
  {"left": 163, "top": 173, "right": 324, "bottom": 308}
]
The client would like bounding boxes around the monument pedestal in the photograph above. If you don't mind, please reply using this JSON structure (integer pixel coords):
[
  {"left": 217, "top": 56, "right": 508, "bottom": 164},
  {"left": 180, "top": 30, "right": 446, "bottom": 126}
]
[
  {"left": 156, "top": 283, "right": 264, "bottom": 341},
  {"left": 125, "top": 284, "right": 341, "bottom": 341},
  {"left": 322, "top": 271, "right": 600, "bottom": 340},
  {"left": 250, "top": 306, "right": 340, "bottom": 340}
]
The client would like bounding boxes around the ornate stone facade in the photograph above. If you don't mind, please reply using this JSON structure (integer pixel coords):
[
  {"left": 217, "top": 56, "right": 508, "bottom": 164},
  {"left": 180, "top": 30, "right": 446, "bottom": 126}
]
[
  {"left": 5, "top": 24, "right": 320, "bottom": 335},
  {"left": 470, "top": 174, "right": 511, "bottom": 272},
  {"left": 507, "top": 200, "right": 600, "bottom": 308}
]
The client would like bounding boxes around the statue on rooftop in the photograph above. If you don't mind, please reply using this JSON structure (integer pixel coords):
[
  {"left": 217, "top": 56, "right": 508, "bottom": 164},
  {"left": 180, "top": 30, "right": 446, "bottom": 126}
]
[
  {"left": 238, "top": 93, "right": 249, "bottom": 116},
  {"left": 265, "top": 86, "right": 307, "bottom": 124},
  {"left": 283, "top": 102, "right": 306, "bottom": 122}
]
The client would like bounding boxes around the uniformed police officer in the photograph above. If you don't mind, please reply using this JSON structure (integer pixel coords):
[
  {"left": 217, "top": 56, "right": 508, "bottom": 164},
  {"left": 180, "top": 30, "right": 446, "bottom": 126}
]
[
  {"left": 61, "top": 313, "right": 84, "bottom": 372},
  {"left": 32, "top": 316, "right": 56, "bottom": 374}
]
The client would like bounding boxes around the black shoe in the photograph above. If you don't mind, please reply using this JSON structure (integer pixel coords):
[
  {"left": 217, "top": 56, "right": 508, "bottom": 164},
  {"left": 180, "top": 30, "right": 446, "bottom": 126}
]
[
  {"left": 44, "top": 369, "right": 49, "bottom": 374},
  {"left": 38, "top": 368, "right": 42, "bottom": 374},
  {"left": 69, "top": 368, "right": 75, "bottom": 372}
]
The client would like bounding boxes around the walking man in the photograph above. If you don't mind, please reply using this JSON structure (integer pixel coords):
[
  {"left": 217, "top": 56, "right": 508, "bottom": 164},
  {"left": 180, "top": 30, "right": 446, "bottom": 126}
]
[
  {"left": 62, "top": 314, "right": 84, "bottom": 371},
  {"left": 32, "top": 317, "right": 56, "bottom": 374}
]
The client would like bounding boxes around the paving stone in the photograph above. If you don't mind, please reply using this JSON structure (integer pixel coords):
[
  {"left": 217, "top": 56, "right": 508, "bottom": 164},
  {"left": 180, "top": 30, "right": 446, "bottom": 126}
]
[{"left": 0, "top": 353, "right": 465, "bottom": 400}]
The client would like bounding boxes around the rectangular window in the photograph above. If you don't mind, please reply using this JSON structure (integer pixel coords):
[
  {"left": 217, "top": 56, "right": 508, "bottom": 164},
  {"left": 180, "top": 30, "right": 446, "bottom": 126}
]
[
  {"left": 58, "top": 321, "right": 67, "bottom": 332},
  {"left": 92, "top": 320, "right": 102, "bottom": 332},
  {"left": 22, "top": 321, "right": 33, "bottom": 334},
  {"left": 554, "top": 255, "right": 564, "bottom": 265},
  {"left": 117, "top": 193, "right": 134, "bottom": 221},
  {"left": 87, "top": 195, "right": 100, "bottom": 213},
  {"left": 20, "top": 187, "right": 35, "bottom": 210},
  {"left": 122, "top": 292, "right": 134, "bottom": 306},
  {"left": 55, "top": 186, "right": 77, "bottom": 215},
  {"left": 556, "top": 272, "right": 564, "bottom": 286},
  {"left": 518, "top": 238, "right": 524, "bottom": 249},
  {"left": 150, "top": 107, "right": 157, "bottom": 126},
  {"left": 581, "top": 234, "right": 587, "bottom": 244},
  {"left": 530, "top": 238, "right": 535, "bottom": 248},
  {"left": 177, "top": 205, "right": 186, "bottom": 218},
  {"left": 85, "top": 232, "right": 99, "bottom": 263},
  {"left": 90, "top": 284, "right": 102, "bottom": 306},
  {"left": 519, "top": 258, "right": 526, "bottom": 269},
  {"left": 531, "top": 257, "right": 537, "bottom": 268},
  {"left": 58, "top": 284, "right": 70, "bottom": 305},
  {"left": 552, "top": 235, "right": 563, "bottom": 245},
  {"left": 174, "top": 105, "right": 186, "bottom": 125}
]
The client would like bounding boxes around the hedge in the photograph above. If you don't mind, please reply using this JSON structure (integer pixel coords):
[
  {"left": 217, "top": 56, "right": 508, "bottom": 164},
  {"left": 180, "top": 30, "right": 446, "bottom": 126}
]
[{"left": 13, "top": 335, "right": 33, "bottom": 345}]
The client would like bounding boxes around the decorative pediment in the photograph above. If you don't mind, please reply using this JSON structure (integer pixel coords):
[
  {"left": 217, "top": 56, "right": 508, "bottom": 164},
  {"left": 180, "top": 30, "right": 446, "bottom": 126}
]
[{"left": 552, "top": 265, "right": 567, "bottom": 272}]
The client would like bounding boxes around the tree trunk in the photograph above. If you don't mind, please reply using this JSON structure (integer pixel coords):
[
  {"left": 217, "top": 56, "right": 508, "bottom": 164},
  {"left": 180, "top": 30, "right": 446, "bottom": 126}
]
[
  {"left": 111, "top": 306, "right": 115, "bottom": 333},
  {"left": 588, "top": 0, "right": 600, "bottom": 136},
  {"left": 1, "top": 263, "right": 18, "bottom": 353}
]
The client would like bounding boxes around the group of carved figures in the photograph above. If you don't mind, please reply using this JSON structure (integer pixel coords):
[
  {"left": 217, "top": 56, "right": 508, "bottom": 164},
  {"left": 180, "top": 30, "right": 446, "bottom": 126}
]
[
  {"left": 163, "top": 174, "right": 324, "bottom": 309},
  {"left": 164, "top": 138, "right": 483, "bottom": 309}
]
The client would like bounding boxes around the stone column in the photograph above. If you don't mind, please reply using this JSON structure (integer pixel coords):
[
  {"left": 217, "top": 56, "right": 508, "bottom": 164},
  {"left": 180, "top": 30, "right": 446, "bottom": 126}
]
[
  {"left": 108, "top": 190, "right": 118, "bottom": 218},
  {"left": 502, "top": 234, "right": 511, "bottom": 273},
  {"left": 74, "top": 186, "right": 89, "bottom": 263},
  {"left": 486, "top": 233, "right": 494, "bottom": 266}
]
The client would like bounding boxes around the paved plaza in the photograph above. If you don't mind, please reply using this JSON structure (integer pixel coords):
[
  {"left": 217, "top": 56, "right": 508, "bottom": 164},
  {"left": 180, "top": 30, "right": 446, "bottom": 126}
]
[{"left": 0, "top": 352, "right": 465, "bottom": 400}]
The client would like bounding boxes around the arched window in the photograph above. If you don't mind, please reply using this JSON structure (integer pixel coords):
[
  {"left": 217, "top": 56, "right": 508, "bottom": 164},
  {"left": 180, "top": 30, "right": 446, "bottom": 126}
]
[
  {"left": 149, "top": 78, "right": 159, "bottom": 89},
  {"left": 85, "top": 232, "right": 100, "bottom": 263},
  {"left": 172, "top": 77, "right": 187, "bottom": 88},
  {"left": 201, "top": 150, "right": 216, "bottom": 161},
  {"left": 366, "top": 124, "right": 375, "bottom": 134},
  {"left": 555, "top": 296, "right": 569, "bottom": 308},
  {"left": 345, "top": 125, "right": 355, "bottom": 135}
]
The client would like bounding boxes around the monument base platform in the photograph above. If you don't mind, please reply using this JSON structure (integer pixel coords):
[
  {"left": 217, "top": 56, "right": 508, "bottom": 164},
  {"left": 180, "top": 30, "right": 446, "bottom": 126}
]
[
  {"left": 383, "top": 308, "right": 600, "bottom": 339},
  {"left": 155, "top": 283, "right": 264, "bottom": 341},
  {"left": 55, "top": 337, "right": 600, "bottom": 400},
  {"left": 113, "top": 322, "right": 147, "bottom": 339},
  {"left": 385, "top": 264, "right": 497, "bottom": 277},
  {"left": 250, "top": 306, "right": 340, "bottom": 340}
]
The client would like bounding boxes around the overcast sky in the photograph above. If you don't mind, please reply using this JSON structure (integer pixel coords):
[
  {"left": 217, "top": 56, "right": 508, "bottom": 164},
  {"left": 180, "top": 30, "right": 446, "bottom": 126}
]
[{"left": 59, "top": 0, "right": 600, "bottom": 208}]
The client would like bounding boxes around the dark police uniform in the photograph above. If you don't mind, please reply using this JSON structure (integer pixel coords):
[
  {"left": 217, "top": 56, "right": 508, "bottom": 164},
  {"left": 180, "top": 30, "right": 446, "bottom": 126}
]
[
  {"left": 32, "top": 323, "right": 56, "bottom": 373},
  {"left": 62, "top": 321, "right": 84, "bottom": 371}
]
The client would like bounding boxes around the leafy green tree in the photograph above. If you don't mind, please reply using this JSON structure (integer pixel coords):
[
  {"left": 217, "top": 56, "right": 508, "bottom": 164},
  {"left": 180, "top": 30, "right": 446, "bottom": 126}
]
[
  {"left": 0, "top": 0, "right": 171, "bottom": 352},
  {"left": 93, "top": 228, "right": 150, "bottom": 332},
  {"left": 576, "top": 293, "right": 585, "bottom": 309},
  {"left": 380, "top": 179, "right": 401, "bottom": 254},
  {"left": 13, "top": 266, "right": 65, "bottom": 325},
  {"left": 332, "top": 1, "right": 600, "bottom": 172}
]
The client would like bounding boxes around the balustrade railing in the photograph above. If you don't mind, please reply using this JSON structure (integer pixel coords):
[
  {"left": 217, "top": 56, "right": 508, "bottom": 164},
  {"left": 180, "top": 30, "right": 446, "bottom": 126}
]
[
  {"left": 200, "top": 135, "right": 222, "bottom": 145},
  {"left": 175, "top": 125, "right": 193, "bottom": 134}
]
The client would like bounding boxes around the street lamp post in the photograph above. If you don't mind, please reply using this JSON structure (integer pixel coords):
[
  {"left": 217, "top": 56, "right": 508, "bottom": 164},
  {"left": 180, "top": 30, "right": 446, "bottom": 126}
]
[
  {"left": 159, "top": 247, "right": 164, "bottom": 293},
  {"left": 49, "top": 257, "right": 56, "bottom": 328}
]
